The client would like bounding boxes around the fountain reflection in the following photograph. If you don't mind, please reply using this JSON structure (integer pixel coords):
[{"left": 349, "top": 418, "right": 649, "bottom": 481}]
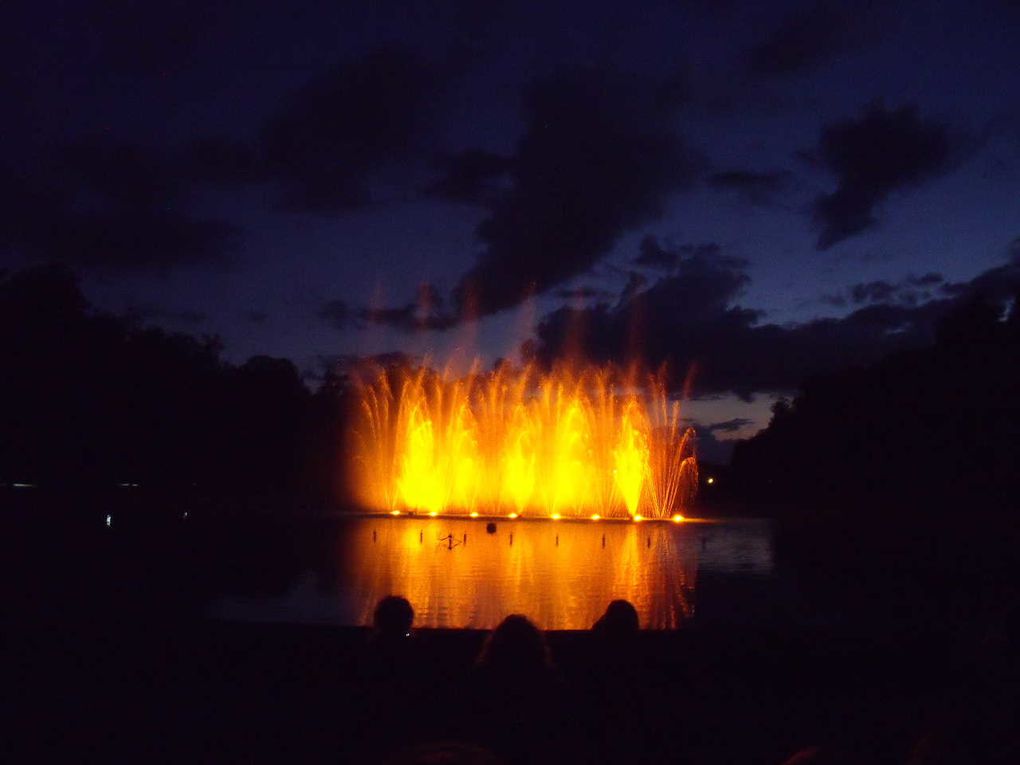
[{"left": 339, "top": 518, "right": 704, "bottom": 630}]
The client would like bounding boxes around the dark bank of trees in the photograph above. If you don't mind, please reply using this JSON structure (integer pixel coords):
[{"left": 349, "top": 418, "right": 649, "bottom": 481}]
[
  {"left": 730, "top": 294, "right": 1020, "bottom": 517},
  {"left": 0, "top": 265, "right": 350, "bottom": 509}
]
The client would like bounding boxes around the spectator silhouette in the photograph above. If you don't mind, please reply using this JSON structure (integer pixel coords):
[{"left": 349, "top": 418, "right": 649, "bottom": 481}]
[
  {"left": 586, "top": 600, "right": 650, "bottom": 763},
  {"left": 467, "top": 615, "right": 571, "bottom": 765},
  {"left": 355, "top": 596, "right": 423, "bottom": 757},
  {"left": 373, "top": 595, "right": 415, "bottom": 643},
  {"left": 592, "top": 599, "right": 639, "bottom": 642},
  {"left": 476, "top": 614, "right": 552, "bottom": 677}
]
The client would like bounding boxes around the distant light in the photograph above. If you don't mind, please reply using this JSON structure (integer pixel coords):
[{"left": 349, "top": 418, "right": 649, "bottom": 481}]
[
  {"left": 590, "top": 514, "right": 601, "bottom": 521},
  {"left": 672, "top": 513, "right": 685, "bottom": 523},
  {"left": 706, "top": 477, "right": 715, "bottom": 485},
  {"left": 390, "top": 510, "right": 401, "bottom": 516},
  {"left": 182, "top": 511, "right": 189, "bottom": 520},
  {"left": 105, "top": 514, "right": 112, "bottom": 528},
  {"left": 12, "top": 482, "right": 36, "bottom": 489},
  {"left": 508, "top": 512, "right": 519, "bottom": 519},
  {"left": 469, "top": 511, "right": 479, "bottom": 518},
  {"left": 551, "top": 513, "right": 561, "bottom": 520},
  {"left": 633, "top": 514, "right": 644, "bottom": 522},
  {"left": 428, "top": 511, "right": 438, "bottom": 517}
]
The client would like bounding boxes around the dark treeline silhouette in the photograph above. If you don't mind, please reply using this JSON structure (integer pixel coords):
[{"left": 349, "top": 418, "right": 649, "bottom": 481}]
[
  {"left": 0, "top": 265, "right": 349, "bottom": 508},
  {"left": 730, "top": 293, "right": 1020, "bottom": 517}
]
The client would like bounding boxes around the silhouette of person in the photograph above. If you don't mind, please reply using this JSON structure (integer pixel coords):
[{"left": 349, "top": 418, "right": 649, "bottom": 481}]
[
  {"left": 354, "top": 596, "right": 423, "bottom": 757},
  {"left": 592, "top": 599, "right": 640, "bottom": 640},
  {"left": 373, "top": 594, "right": 415, "bottom": 642},
  {"left": 586, "top": 600, "right": 647, "bottom": 763},
  {"left": 466, "top": 615, "right": 570, "bottom": 765}
]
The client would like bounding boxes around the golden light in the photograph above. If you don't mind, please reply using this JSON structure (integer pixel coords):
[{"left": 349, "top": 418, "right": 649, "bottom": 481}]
[
  {"left": 590, "top": 514, "right": 601, "bottom": 521},
  {"left": 672, "top": 513, "right": 684, "bottom": 523},
  {"left": 633, "top": 514, "right": 644, "bottom": 522},
  {"left": 469, "top": 511, "right": 479, "bottom": 518},
  {"left": 706, "top": 477, "right": 714, "bottom": 484},
  {"left": 550, "top": 513, "right": 562, "bottom": 520},
  {"left": 508, "top": 512, "right": 519, "bottom": 519},
  {"left": 349, "top": 359, "right": 698, "bottom": 519},
  {"left": 390, "top": 510, "right": 401, "bottom": 516}
]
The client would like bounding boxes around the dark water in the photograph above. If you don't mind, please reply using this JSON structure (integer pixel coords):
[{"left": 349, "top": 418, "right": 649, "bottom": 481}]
[{"left": 214, "top": 517, "right": 775, "bottom": 630}]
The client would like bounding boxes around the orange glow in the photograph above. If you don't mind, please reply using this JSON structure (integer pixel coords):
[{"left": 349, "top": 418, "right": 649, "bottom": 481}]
[
  {"left": 469, "top": 511, "right": 479, "bottom": 518},
  {"left": 342, "top": 518, "right": 700, "bottom": 629},
  {"left": 508, "top": 512, "right": 519, "bottom": 519},
  {"left": 591, "top": 514, "right": 601, "bottom": 521},
  {"left": 633, "top": 514, "right": 644, "bottom": 522},
  {"left": 390, "top": 510, "right": 401, "bottom": 516},
  {"left": 349, "top": 360, "right": 698, "bottom": 518},
  {"left": 428, "top": 511, "right": 439, "bottom": 517},
  {"left": 672, "top": 513, "right": 684, "bottom": 523}
]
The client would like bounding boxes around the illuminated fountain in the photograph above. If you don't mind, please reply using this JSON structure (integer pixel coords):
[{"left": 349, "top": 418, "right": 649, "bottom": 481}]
[{"left": 348, "top": 360, "right": 698, "bottom": 519}]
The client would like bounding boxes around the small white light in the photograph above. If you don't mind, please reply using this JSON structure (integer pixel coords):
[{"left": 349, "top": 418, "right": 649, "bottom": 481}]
[{"left": 105, "top": 514, "right": 112, "bottom": 528}]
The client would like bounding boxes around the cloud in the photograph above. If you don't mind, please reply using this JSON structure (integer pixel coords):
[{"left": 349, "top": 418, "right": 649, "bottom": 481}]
[
  {"left": 346, "top": 282, "right": 456, "bottom": 332},
  {"left": 633, "top": 236, "right": 722, "bottom": 271},
  {"left": 426, "top": 150, "right": 512, "bottom": 203},
  {"left": 707, "top": 169, "right": 791, "bottom": 205},
  {"left": 811, "top": 103, "right": 955, "bottom": 249},
  {"left": 823, "top": 272, "right": 946, "bottom": 307},
  {"left": 748, "top": 1, "right": 875, "bottom": 77},
  {"left": 319, "top": 299, "right": 353, "bottom": 330},
  {"left": 0, "top": 141, "right": 237, "bottom": 270},
  {"left": 553, "top": 286, "right": 614, "bottom": 301},
  {"left": 127, "top": 304, "right": 208, "bottom": 325},
  {"left": 530, "top": 240, "right": 1020, "bottom": 399},
  {"left": 704, "top": 417, "right": 753, "bottom": 433},
  {"left": 370, "top": 67, "right": 699, "bottom": 328},
  {"left": 260, "top": 46, "right": 433, "bottom": 212},
  {"left": 452, "top": 68, "right": 698, "bottom": 318}
]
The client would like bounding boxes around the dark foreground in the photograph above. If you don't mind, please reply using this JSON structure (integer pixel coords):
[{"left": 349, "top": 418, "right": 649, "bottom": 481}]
[
  {"left": 7, "top": 619, "right": 1020, "bottom": 764},
  {"left": 4, "top": 501, "right": 1019, "bottom": 763}
]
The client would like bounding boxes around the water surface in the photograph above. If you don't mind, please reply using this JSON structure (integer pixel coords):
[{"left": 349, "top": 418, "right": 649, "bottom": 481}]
[{"left": 215, "top": 517, "right": 774, "bottom": 630}]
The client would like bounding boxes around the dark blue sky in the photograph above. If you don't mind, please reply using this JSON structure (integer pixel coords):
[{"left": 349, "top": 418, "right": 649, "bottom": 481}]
[{"left": 3, "top": 0, "right": 1019, "bottom": 458}]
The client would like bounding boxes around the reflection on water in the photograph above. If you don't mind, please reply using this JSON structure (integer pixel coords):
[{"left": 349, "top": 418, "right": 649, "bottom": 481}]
[{"left": 215, "top": 518, "right": 774, "bottom": 630}]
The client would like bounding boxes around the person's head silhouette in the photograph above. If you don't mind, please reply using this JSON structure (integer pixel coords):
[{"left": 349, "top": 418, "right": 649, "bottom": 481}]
[
  {"left": 477, "top": 614, "right": 551, "bottom": 674},
  {"left": 373, "top": 595, "right": 414, "bottom": 639},
  {"left": 592, "top": 599, "right": 639, "bottom": 637}
]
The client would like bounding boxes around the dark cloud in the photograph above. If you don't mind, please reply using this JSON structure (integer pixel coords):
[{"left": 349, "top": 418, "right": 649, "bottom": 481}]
[
  {"left": 245, "top": 310, "right": 269, "bottom": 324},
  {"left": 0, "top": 141, "right": 237, "bottom": 270},
  {"left": 531, "top": 241, "right": 1019, "bottom": 399},
  {"left": 554, "top": 286, "right": 614, "bottom": 301},
  {"left": 369, "top": 67, "right": 698, "bottom": 328},
  {"left": 704, "top": 417, "right": 753, "bottom": 433},
  {"left": 260, "top": 46, "right": 433, "bottom": 211},
  {"left": 748, "top": 1, "right": 875, "bottom": 77},
  {"left": 823, "top": 272, "right": 946, "bottom": 307},
  {"left": 451, "top": 68, "right": 697, "bottom": 318},
  {"left": 426, "top": 150, "right": 512, "bottom": 203},
  {"left": 319, "top": 299, "right": 353, "bottom": 330},
  {"left": 633, "top": 236, "right": 722, "bottom": 271},
  {"left": 707, "top": 170, "right": 790, "bottom": 205},
  {"left": 351, "top": 282, "right": 456, "bottom": 332},
  {"left": 811, "top": 102, "right": 954, "bottom": 249},
  {"left": 127, "top": 304, "right": 208, "bottom": 325},
  {"left": 812, "top": 103, "right": 956, "bottom": 249}
]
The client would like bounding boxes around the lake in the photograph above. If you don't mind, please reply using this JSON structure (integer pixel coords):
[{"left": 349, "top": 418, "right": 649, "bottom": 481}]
[{"left": 214, "top": 516, "right": 775, "bottom": 630}]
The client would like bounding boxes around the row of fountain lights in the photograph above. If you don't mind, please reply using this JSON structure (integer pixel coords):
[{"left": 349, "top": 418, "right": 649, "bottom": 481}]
[{"left": 387, "top": 509, "right": 687, "bottom": 523}]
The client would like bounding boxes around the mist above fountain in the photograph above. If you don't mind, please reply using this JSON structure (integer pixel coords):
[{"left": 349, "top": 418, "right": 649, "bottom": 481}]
[{"left": 349, "top": 360, "right": 698, "bottom": 519}]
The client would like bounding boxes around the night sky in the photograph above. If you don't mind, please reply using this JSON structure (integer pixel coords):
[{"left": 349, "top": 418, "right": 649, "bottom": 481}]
[{"left": 4, "top": 0, "right": 1019, "bottom": 460}]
